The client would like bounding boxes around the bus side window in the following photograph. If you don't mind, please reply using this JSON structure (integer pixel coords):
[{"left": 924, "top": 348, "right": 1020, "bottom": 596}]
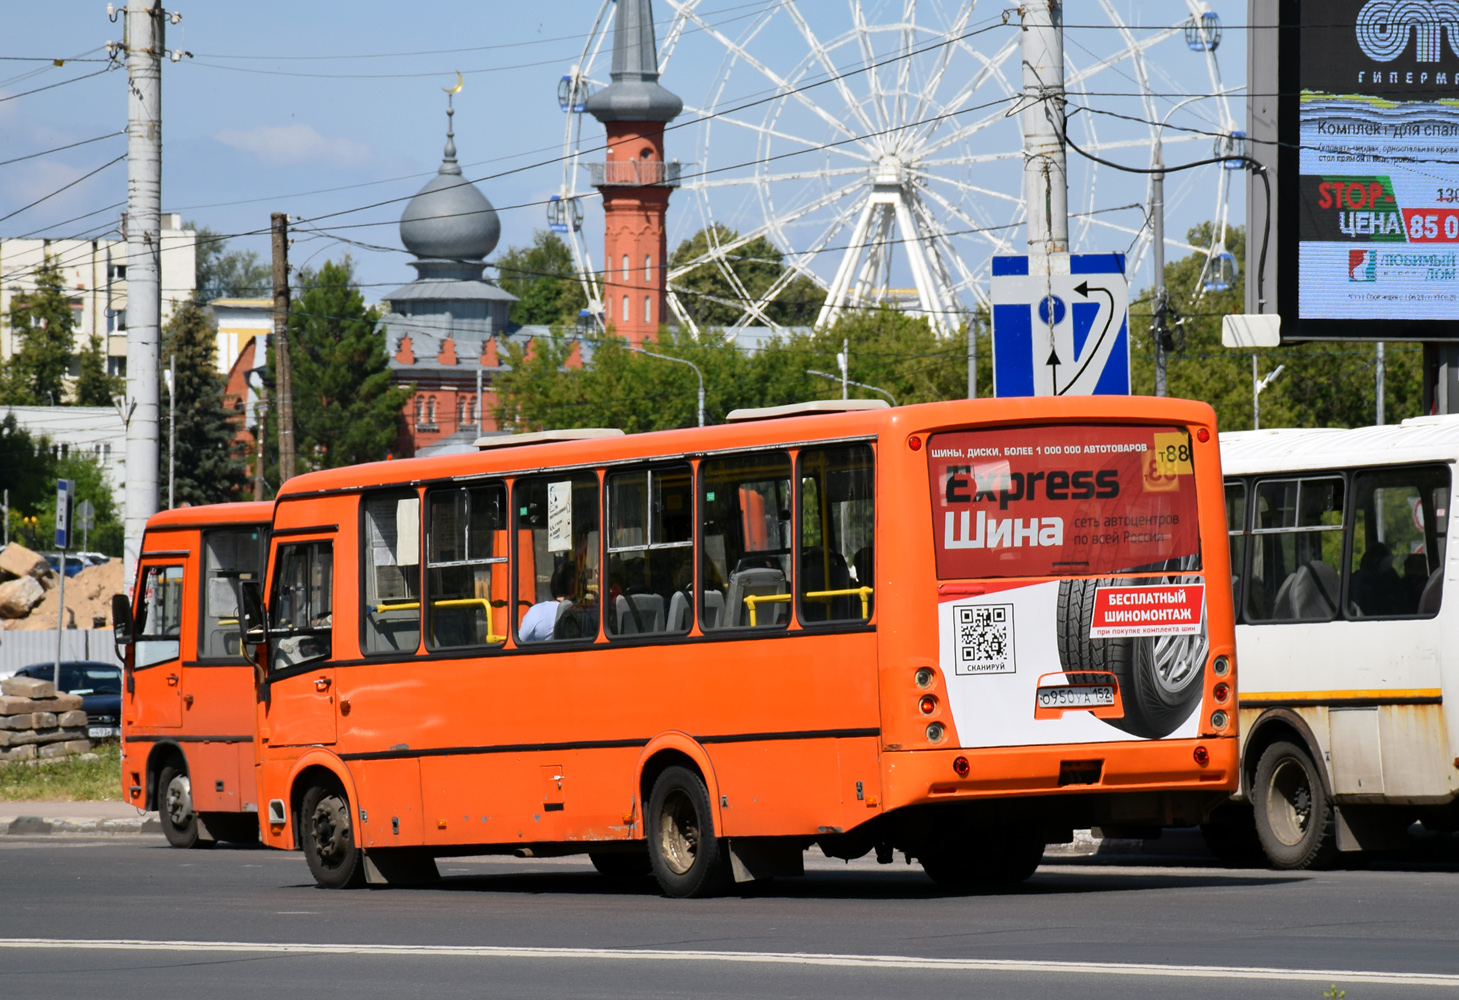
[
  {"left": 514, "top": 473, "right": 600, "bottom": 643},
  {"left": 362, "top": 491, "right": 422, "bottom": 655},
  {"left": 135, "top": 565, "right": 185, "bottom": 668},
  {"left": 1248, "top": 477, "right": 1344, "bottom": 623},
  {"left": 269, "top": 542, "right": 334, "bottom": 671},
  {"left": 1225, "top": 481, "right": 1247, "bottom": 619},
  {"left": 426, "top": 483, "right": 509, "bottom": 648},
  {"left": 701, "top": 452, "right": 793, "bottom": 630},
  {"left": 798, "top": 444, "right": 874, "bottom": 624},
  {"left": 1348, "top": 465, "right": 1449, "bottom": 618},
  {"left": 606, "top": 464, "right": 693, "bottom": 637},
  {"left": 201, "top": 528, "right": 264, "bottom": 660}
]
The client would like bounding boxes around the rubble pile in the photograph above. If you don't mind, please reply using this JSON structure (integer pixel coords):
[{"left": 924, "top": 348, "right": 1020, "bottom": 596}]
[
  {"left": 0, "top": 541, "right": 125, "bottom": 631},
  {"left": 0, "top": 675, "right": 91, "bottom": 764},
  {"left": 0, "top": 542, "right": 52, "bottom": 620}
]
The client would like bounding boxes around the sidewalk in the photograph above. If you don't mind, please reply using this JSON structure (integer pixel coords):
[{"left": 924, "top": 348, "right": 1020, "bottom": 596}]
[{"left": 0, "top": 799, "right": 160, "bottom": 835}]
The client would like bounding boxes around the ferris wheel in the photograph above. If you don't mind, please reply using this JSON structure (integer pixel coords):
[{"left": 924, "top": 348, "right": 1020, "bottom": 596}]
[{"left": 553, "top": 1, "right": 1241, "bottom": 334}]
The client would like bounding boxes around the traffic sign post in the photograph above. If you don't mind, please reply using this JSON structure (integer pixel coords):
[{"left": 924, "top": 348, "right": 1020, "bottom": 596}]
[
  {"left": 990, "top": 253, "right": 1130, "bottom": 397},
  {"left": 54, "top": 479, "right": 75, "bottom": 688}
]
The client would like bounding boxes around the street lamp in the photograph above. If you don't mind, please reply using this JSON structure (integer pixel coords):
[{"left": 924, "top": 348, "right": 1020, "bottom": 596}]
[
  {"left": 625, "top": 345, "right": 705, "bottom": 427},
  {"left": 1150, "top": 94, "right": 1212, "bottom": 397},
  {"left": 1253, "top": 360, "right": 1284, "bottom": 430},
  {"left": 806, "top": 369, "right": 897, "bottom": 406}
]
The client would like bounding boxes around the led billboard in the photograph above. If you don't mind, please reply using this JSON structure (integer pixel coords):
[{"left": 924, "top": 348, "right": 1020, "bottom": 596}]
[{"left": 1277, "top": 0, "right": 1459, "bottom": 338}]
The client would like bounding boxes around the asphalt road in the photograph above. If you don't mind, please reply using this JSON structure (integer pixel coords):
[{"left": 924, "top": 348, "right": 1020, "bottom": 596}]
[{"left": 5, "top": 835, "right": 1458, "bottom": 999}]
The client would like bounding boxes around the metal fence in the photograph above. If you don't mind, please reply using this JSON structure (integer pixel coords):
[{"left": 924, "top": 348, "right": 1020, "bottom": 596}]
[{"left": 0, "top": 629, "right": 121, "bottom": 674}]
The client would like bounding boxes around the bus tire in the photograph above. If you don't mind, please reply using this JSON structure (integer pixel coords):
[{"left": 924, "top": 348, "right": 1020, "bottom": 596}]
[
  {"left": 646, "top": 766, "right": 733, "bottom": 898},
  {"left": 589, "top": 850, "right": 653, "bottom": 880},
  {"left": 1056, "top": 578, "right": 1206, "bottom": 740},
  {"left": 1252, "top": 740, "right": 1337, "bottom": 870},
  {"left": 300, "top": 782, "right": 366, "bottom": 889},
  {"left": 158, "top": 764, "right": 202, "bottom": 849},
  {"left": 920, "top": 829, "right": 1044, "bottom": 889}
]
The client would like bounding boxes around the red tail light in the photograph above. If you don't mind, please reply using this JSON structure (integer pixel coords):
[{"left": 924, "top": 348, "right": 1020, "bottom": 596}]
[
  {"left": 952, "top": 756, "right": 970, "bottom": 777},
  {"left": 1193, "top": 745, "right": 1210, "bottom": 766},
  {"left": 919, "top": 695, "right": 937, "bottom": 715},
  {"left": 1213, "top": 683, "right": 1230, "bottom": 704}
]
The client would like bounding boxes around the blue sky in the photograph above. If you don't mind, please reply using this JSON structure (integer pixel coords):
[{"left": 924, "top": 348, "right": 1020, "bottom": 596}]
[{"left": 2, "top": 2, "right": 1247, "bottom": 308}]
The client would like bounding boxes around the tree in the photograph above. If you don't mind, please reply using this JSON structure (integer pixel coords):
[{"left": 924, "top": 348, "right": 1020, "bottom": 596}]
[
  {"left": 493, "top": 308, "right": 991, "bottom": 433},
  {"left": 159, "top": 296, "right": 250, "bottom": 505},
  {"left": 669, "top": 224, "right": 827, "bottom": 328},
  {"left": 494, "top": 230, "right": 588, "bottom": 326},
  {"left": 274, "top": 258, "right": 412, "bottom": 475},
  {"left": 189, "top": 221, "right": 271, "bottom": 303},
  {"left": 0, "top": 412, "right": 55, "bottom": 518},
  {"left": 75, "top": 333, "right": 120, "bottom": 406},
  {"left": 2, "top": 256, "right": 75, "bottom": 405},
  {"left": 1131, "top": 224, "right": 1421, "bottom": 431}
]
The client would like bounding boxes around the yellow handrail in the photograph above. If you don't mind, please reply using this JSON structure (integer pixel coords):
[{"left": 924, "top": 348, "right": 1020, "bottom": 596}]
[
  {"left": 373, "top": 598, "right": 505, "bottom": 644},
  {"left": 742, "top": 586, "right": 873, "bottom": 626}
]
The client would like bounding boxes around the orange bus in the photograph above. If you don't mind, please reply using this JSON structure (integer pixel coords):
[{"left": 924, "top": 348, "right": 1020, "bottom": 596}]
[
  {"left": 112, "top": 502, "right": 271, "bottom": 848},
  {"left": 241, "top": 397, "right": 1237, "bottom": 895}
]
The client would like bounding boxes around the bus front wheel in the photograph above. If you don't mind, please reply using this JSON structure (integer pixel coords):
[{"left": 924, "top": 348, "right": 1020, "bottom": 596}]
[
  {"left": 301, "top": 783, "right": 366, "bottom": 889},
  {"left": 158, "top": 764, "right": 201, "bottom": 849},
  {"left": 1252, "top": 741, "right": 1337, "bottom": 870},
  {"left": 646, "top": 766, "right": 733, "bottom": 898}
]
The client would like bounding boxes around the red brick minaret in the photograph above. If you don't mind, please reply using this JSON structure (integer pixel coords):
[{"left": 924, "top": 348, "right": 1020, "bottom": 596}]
[{"left": 584, "top": 0, "right": 682, "bottom": 345}]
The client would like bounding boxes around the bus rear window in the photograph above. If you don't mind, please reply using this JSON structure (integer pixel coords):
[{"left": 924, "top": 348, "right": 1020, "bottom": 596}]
[{"left": 928, "top": 424, "right": 1201, "bottom": 578}]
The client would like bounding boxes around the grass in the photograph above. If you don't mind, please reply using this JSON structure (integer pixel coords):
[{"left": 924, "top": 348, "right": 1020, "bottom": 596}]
[{"left": 0, "top": 741, "right": 122, "bottom": 802}]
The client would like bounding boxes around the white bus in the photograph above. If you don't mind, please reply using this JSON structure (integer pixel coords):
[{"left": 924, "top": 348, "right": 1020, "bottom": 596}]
[{"left": 1212, "top": 416, "right": 1458, "bottom": 869}]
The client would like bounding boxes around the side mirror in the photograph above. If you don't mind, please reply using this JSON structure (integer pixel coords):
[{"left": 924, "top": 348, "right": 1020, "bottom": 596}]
[
  {"left": 111, "top": 593, "right": 134, "bottom": 645},
  {"left": 238, "top": 582, "right": 266, "bottom": 673}
]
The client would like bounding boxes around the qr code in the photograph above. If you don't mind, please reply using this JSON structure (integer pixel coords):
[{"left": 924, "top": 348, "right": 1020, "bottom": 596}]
[{"left": 955, "top": 604, "right": 1015, "bottom": 675}]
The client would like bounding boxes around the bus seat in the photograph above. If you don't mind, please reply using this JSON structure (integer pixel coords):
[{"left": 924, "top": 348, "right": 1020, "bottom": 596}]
[
  {"left": 616, "top": 593, "right": 665, "bottom": 634},
  {"left": 667, "top": 590, "right": 691, "bottom": 632},
  {"left": 702, "top": 590, "right": 725, "bottom": 629},
  {"left": 1273, "top": 561, "right": 1340, "bottom": 621},
  {"left": 1419, "top": 568, "right": 1444, "bottom": 615},
  {"left": 724, "top": 567, "right": 787, "bottom": 627},
  {"left": 800, "top": 548, "right": 851, "bottom": 621}
]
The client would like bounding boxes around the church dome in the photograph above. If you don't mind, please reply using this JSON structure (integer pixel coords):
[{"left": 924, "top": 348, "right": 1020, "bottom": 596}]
[{"left": 399, "top": 108, "right": 500, "bottom": 261}]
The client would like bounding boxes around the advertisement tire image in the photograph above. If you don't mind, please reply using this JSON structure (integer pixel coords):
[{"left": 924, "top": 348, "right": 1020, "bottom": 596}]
[
  {"left": 158, "top": 764, "right": 202, "bottom": 849},
  {"left": 646, "top": 766, "right": 734, "bottom": 898},
  {"left": 1056, "top": 572, "right": 1207, "bottom": 739},
  {"left": 301, "top": 782, "right": 366, "bottom": 889},
  {"left": 1251, "top": 740, "right": 1337, "bottom": 870}
]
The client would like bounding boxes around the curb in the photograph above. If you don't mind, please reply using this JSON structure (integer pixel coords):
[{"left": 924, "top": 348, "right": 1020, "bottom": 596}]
[{"left": 5, "top": 814, "right": 161, "bottom": 835}]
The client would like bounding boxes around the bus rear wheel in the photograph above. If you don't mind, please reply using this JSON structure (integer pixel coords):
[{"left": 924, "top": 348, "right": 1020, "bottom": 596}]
[
  {"left": 301, "top": 783, "right": 366, "bottom": 889},
  {"left": 646, "top": 766, "right": 732, "bottom": 898},
  {"left": 158, "top": 765, "right": 202, "bottom": 849},
  {"left": 1252, "top": 740, "right": 1337, "bottom": 870}
]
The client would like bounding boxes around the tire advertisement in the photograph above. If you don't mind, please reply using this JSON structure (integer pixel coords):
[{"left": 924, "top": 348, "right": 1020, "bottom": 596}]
[{"left": 929, "top": 424, "right": 1207, "bottom": 745}]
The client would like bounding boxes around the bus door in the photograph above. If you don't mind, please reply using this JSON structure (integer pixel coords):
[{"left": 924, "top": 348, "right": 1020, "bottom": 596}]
[
  {"left": 263, "top": 539, "right": 337, "bottom": 747},
  {"left": 128, "top": 562, "right": 187, "bottom": 728}
]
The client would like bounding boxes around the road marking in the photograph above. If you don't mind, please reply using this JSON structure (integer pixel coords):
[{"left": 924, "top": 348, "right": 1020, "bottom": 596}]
[{"left": 0, "top": 938, "right": 1453, "bottom": 986}]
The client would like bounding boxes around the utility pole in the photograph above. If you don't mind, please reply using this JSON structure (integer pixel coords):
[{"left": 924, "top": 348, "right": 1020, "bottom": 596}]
[
  {"left": 167, "top": 353, "right": 175, "bottom": 508},
  {"left": 271, "top": 212, "right": 295, "bottom": 483},
  {"left": 121, "top": 0, "right": 164, "bottom": 585},
  {"left": 1151, "top": 151, "right": 1168, "bottom": 397},
  {"left": 1021, "top": 0, "right": 1067, "bottom": 257}
]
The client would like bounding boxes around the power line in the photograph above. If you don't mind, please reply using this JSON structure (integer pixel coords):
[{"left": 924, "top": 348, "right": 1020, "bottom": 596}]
[
  {"left": 0, "top": 155, "right": 126, "bottom": 226},
  {"left": 0, "top": 65, "right": 116, "bottom": 104},
  {"left": 0, "top": 131, "right": 126, "bottom": 169}
]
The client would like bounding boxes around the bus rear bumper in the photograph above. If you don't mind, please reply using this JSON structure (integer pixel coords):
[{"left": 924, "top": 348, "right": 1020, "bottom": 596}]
[{"left": 881, "top": 737, "right": 1238, "bottom": 812}]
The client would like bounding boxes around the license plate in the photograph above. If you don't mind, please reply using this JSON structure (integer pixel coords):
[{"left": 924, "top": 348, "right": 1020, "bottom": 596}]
[
  {"left": 87, "top": 726, "right": 119, "bottom": 738},
  {"left": 1036, "top": 685, "right": 1115, "bottom": 708}
]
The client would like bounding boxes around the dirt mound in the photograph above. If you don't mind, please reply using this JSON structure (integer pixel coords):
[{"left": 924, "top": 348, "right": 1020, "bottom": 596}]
[{"left": 4, "top": 559, "right": 125, "bottom": 632}]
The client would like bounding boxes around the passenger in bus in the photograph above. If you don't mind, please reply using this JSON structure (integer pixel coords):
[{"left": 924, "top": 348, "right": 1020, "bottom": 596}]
[
  {"left": 520, "top": 562, "right": 577, "bottom": 642},
  {"left": 1403, "top": 553, "right": 1430, "bottom": 613},
  {"left": 1351, "top": 543, "right": 1400, "bottom": 617}
]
